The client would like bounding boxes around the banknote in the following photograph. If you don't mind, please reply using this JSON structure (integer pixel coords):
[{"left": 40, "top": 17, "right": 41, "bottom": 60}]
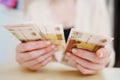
[
  {"left": 62, "top": 28, "right": 114, "bottom": 68},
  {"left": 39, "top": 24, "right": 66, "bottom": 61},
  {"left": 4, "top": 23, "right": 66, "bottom": 61},
  {"left": 4, "top": 23, "right": 113, "bottom": 65},
  {"left": 4, "top": 23, "right": 44, "bottom": 42}
]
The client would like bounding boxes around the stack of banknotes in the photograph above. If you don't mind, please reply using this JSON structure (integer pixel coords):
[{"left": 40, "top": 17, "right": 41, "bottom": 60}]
[
  {"left": 4, "top": 23, "right": 113, "bottom": 68},
  {"left": 62, "top": 28, "right": 113, "bottom": 67}
]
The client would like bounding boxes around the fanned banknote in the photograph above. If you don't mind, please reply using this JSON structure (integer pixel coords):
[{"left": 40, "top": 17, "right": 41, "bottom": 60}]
[
  {"left": 62, "top": 28, "right": 114, "bottom": 68},
  {"left": 4, "top": 23, "right": 65, "bottom": 61},
  {"left": 5, "top": 23, "right": 44, "bottom": 42},
  {"left": 4, "top": 24, "right": 113, "bottom": 66}
]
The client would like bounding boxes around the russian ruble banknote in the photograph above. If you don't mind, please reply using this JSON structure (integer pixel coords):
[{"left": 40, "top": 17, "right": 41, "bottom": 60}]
[
  {"left": 4, "top": 23, "right": 65, "bottom": 62},
  {"left": 62, "top": 28, "right": 114, "bottom": 68},
  {"left": 4, "top": 23, "right": 113, "bottom": 67}
]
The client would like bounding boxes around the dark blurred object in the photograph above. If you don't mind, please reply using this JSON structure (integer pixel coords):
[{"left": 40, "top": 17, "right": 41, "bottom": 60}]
[
  {"left": 64, "top": 28, "right": 71, "bottom": 42},
  {"left": 0, "top": 0, "right": 17, "bottom": 9},
  {"left": 114, "top": 0, "right": 120, "bottom": 67}
]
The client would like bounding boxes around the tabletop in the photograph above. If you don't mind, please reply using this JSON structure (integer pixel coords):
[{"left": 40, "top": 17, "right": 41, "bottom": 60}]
[{"left": 0, "top": 62, "right": 120, "bottom": 80}]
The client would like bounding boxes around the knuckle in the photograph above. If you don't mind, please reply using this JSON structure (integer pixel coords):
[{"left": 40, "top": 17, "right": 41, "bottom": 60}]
[
  {"left": 94, "top": 64, "right": 103, "bottom": 70},
  {"left": 97, "top": 56, "right": 110, "bottom": 64},
  {"left": 23, "top": 62, "right": 32, "bottom": 68},
  {"left": 22, "top": 43, "right": 28, "bottom": 49},
  {"left": 16, "top": 57, "right": 20, "bottom": 63},
  {"left": 83, "top": 62, "right": 98, "bottom": 70},
  {"left": 46, "top": 47, "right": 52, "bottom": 52},
  {"left": 104, "top": 58, "right": 110, "bottom": 67},
  {"left": 95, "top": 65, "right": 102, "bottom": 71},
  {"left": 94, "top": 58, "right": 102, "bottom": 64},
  {"left": 28, "top": 65, "right": 38, "bottom": 70},
  {"left": 16, "top": 53, "right": 23, "bottom": 63},
  {"left": 81, "top": 70, "right": 89, "bottom": 75},
  {"left": 77, "top": 66, "right": 90, "bottom": 75},
  {"left": 22, "top": 45, "right": 28, "bottom": 51},
  {"left": 36, "top": 57, "right": 43, "bottom": 63},
  {"left": 40, "top": 62, "right": 46, "bottom": 67},
  {"left": 28, "top": 66, "right": 36, "bottom": 70},
  {"left": 16, "top": 46, "right": 19, "bottom": 52},
  {"left": 93, "top": 56, "right": 104, "bottom": 63},
  {"left": 81, "top": 70, "right": 96, "bottom": 75},
  {"left": 41, "top": 60, "right": 50, "bottom": 67},
  {"left": 16, "top": 44, "right": 22, "bottom": 52},
  {"left": 77, "top": 48, "right": 86, "bottom": 53},
  {"left": 36, "top": 40, "right": 51, "bottom": 48},
  {"left": 22, "top": 43, "right": 32, "bottom": 51},
  {"left": 40, "top": 49, "right": 45, "bottom": 54},
  {"left": 49, "top": 57, "right": 52, "bottom": 60},
  {"left": 27, "top": 52, "right": 35, "bottom": 59}
]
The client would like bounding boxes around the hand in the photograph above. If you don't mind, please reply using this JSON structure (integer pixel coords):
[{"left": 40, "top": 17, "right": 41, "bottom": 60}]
[
  {"left": 16, "top": 40, "right": 57, "bottom": 70},
  {"left": 66, "top": 47, "right": 111, "bottom": 75}
]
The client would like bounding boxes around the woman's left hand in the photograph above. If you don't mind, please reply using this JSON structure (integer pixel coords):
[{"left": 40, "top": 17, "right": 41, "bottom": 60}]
[{"left": 66, "top": 47, "right": 111, "bottom": 75}]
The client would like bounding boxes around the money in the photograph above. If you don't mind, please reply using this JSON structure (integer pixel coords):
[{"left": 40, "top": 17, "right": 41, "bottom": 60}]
[
  {"left": 4, "top": 23, "right": 65, "bottom": 61},
  {"left": 4, "top": 23, "right": 113, "bottom": 66},
  {"left": 4, "top": 23, "right": 44, "bottom": 42},
  {"left": 40, "top": 24, "right": 66, "bottom": 62},
  {"left": 62, "top": 28, "right": 113, "bottom": 68}
]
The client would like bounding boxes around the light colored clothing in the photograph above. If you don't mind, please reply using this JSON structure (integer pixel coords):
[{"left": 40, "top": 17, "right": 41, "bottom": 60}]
[{"left": 25, "top": 0, "right": 115, "bottom": 67}]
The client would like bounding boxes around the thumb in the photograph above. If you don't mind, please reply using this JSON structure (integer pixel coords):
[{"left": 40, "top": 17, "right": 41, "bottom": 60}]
[{"left": 96, "top": 47, "right": 110, "bottom": 58}]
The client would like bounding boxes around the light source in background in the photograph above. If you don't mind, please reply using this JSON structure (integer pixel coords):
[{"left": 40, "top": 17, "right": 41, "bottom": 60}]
[{"left": 0, "top": 0, "right": 17, "bottom": 9}]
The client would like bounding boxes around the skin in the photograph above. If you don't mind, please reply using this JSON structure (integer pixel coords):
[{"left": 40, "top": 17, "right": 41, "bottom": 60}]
[
  {"left": 16, "top": 40, "right": 57, "bottom": 70},
  {"left": 16, "top": 0, "right": 112, "bottom": 75},
  {"left": 16, "top": 40, "right": 111, "bottom": 74},
  {"left": 66, "top": 47, "right": 111, "bottom": 75}
]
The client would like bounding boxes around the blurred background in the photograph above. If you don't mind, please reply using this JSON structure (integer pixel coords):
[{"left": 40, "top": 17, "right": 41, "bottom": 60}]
[
  {"left": 0, "top": 0, "right": 23, "bottom": 64},
  {"left": 0, "top": 0, "right": 119, "bottom": 67},
  {"left": 114, "top": 0, "right": 120, "bottom": 67}
]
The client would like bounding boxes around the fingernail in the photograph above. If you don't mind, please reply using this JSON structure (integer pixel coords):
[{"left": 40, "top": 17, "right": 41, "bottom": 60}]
[
  {"left": 46, "top": 41, "right": 51, "bottom": 45},
  {"left": 51, "top": 45, "right": 56, "bottom": 49},
  {"left": 98, "top": 52, "right": 104, "bottom": 58},
  {"left": 72, "top": 49, "right": 77, "bottom": 53},
  {"left": 66, "top": 52, "right": 71, "bottom": 56}
]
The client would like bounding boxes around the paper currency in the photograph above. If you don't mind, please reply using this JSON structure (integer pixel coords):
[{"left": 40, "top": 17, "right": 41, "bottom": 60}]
[
  {"left": 4, "top": 23, "right": 65, "bottom": 61},
  {"left": 4, "top": 23, "right": 44, "bottom": 42},
  {"left": 4, "top": 24, "right": 113, "bottom": 66},
  {"left": 62, "top": 28, "right": 113, "bottom": 68},
  {"left": 38, "top": 24, "right": 66, "bottom": 61}
]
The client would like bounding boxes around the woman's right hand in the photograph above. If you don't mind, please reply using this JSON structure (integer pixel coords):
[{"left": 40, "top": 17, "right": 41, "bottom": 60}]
[{"left": 16, "top": 40, "right": 57, "bottom": 70}]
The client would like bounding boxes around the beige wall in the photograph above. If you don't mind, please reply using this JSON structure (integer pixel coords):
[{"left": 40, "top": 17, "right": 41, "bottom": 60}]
[{"left": 22, "top": 0, "right": 33, "bottom": 14}]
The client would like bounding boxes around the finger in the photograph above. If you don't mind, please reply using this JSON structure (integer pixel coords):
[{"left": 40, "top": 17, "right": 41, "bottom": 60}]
[
  {"left": 96, "top": 47, "right": 111, "bottom": 58},
  {"left": 67, "top": 52, "right": 104, "bottom": 71},
  {"left": 16, "top": 55, "right": 22, "bottom": 64},
  {"left": 28, "top": 57, "right": 52, "bottom": 70},
  {"left": 71, "top": 48, "right": 103, "bottom": 63},
  {"left": 102, "top": 57, "right": 110, "bottom": 67},
  {"left": 16, "top": 40, "right": 51, "bottom": 52},
  {"left": 76, "top": 64, "right": 97, "bottom": 75},
  {"left": 19, "top": 45, "right": 56, "bottom": 61},
  {"left": 22, "top": 48, "right": 57, "bottom": 67}
]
